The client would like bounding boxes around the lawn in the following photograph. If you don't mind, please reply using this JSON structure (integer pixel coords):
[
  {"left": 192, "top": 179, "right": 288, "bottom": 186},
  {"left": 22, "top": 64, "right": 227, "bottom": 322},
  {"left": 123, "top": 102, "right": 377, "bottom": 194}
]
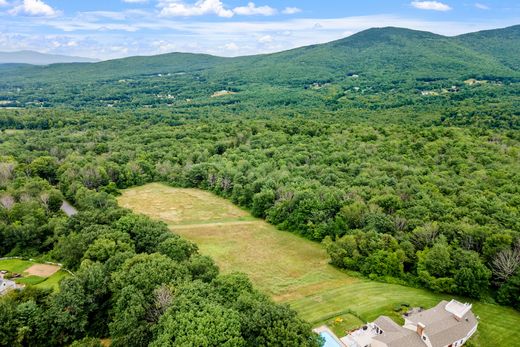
[
  {"left": 314, "top": 313, "right": 365, "bottom": 338},
  {"left": 0, "top": 259, "right": 34, "bottom": 273},
  {"left": 118, "top": 183, "right": 520, "bottom": 347},
  {"left": 0, "top": 259, "right": 68, "bottom": 291},
  {"left": 35, "top": 270, "right": 69, "bottom": 291}
]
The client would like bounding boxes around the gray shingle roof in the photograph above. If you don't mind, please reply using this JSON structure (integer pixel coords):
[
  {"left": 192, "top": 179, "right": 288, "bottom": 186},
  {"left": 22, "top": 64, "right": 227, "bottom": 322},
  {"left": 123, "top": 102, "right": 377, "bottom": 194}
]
[
  {"left": 373, "top": 316, "right": 425, "bottom": 347},
  {"left": 407, "top": 300, "right": 478, "bottom": 347}
]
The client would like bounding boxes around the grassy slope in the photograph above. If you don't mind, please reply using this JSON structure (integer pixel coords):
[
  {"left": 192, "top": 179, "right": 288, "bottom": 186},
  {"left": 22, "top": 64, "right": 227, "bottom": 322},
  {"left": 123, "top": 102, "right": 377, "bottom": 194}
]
[{"left": 118, "top": 183, "right": 520, "bottom": 347}]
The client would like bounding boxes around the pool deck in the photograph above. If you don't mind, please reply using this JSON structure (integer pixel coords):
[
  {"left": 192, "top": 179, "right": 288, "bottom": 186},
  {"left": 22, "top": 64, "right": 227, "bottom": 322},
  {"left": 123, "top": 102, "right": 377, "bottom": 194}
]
[{"left": 313, "top": 325, "right": 347, "bottom": 347}]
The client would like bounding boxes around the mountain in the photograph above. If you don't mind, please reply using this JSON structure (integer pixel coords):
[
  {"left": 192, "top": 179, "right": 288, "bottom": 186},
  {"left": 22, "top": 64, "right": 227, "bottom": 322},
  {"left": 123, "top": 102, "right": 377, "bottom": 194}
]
[
  {"left": 0, "top": 25, "right": 518, "bottom": 107},
  {"left": 0, "top": 50, "right": 99, "bottom": 65},
  {"left": 456, "top": 25, "right": 520, "bottom": 71}
]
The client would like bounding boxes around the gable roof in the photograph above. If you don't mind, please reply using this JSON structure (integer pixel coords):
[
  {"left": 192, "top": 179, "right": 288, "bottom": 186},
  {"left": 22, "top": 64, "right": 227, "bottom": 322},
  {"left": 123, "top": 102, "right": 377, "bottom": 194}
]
[
  {"left": 407, "top": 300, "right": 478, "bottom": 347},
  {"left": 373, "top": 316, "right": 425, "bottom": 347}
]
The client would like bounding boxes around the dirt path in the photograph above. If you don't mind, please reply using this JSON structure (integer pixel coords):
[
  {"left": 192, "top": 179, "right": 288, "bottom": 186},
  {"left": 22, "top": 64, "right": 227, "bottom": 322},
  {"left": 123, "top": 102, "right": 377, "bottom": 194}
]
[{"left": 170, "top": 220, "right": 259, "bottom": 229}]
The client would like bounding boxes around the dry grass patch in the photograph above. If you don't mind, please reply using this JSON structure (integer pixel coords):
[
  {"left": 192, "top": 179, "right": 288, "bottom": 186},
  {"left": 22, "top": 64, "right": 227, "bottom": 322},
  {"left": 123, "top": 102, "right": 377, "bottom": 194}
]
[
  {"left": 171, "top": 221, "right": 357, "bottom": 301},
  {"left": 25, "top": 264, "right": 60, "bottom": 277},
  {"left": 118, "top": 183, "right": 250, "bottom": 225}
]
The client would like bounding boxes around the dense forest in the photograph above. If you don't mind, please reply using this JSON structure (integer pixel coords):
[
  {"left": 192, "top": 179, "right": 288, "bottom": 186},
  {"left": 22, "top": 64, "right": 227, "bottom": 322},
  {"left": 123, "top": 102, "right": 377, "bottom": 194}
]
[
  {"left": 0, "top": 25, "right": 519, "bottom": 345},
  {"left": 0, "top": 119, "right": 320, "bottom": 346}
]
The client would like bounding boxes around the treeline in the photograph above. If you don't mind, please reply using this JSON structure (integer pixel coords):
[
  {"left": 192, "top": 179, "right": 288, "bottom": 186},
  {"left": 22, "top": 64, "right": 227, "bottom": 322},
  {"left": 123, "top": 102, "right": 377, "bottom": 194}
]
[{"left": 0, "top": 158, "right": 319, "bottom": 345}]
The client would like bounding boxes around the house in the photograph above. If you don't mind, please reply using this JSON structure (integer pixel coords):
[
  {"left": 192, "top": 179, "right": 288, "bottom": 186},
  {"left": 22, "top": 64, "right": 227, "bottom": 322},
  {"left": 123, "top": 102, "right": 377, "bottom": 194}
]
[
  {"left": 371, "top": 300, "right": 477, "bottom": 347},
  {"left": 0, "top": 278, "right": 16, "bottom": 295}
]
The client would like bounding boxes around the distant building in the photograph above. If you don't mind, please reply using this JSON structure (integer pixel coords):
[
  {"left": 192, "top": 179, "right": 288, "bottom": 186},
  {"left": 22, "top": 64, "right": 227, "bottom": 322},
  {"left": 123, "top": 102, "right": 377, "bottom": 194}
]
[
  {"left": 372, "top": 300, "right": 477, "bottom": 347},
  {"left": 0, "top": 278, "right": 16, "bottom": 295}
]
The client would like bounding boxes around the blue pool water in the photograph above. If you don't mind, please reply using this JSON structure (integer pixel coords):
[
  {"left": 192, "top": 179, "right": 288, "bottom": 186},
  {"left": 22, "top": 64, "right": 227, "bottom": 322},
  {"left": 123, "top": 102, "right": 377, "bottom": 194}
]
[{"left": 320, "top": 331, "right": 342, "bottom": 347}]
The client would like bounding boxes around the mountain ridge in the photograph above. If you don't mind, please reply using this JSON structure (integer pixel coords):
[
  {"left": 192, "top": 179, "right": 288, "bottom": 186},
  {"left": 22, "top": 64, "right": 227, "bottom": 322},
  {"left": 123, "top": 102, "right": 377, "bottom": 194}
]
[{"left": 0, "top": 24, "right": 518, "bottom": 108}]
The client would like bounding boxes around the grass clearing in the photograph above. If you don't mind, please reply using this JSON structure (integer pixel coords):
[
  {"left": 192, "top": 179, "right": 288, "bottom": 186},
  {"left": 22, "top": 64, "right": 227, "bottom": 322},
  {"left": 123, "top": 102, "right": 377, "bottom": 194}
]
[
  {"left": 35, "top": 270, "right": 69, "bottom": 291},
  {"left": 0, "top": 259, "right": 34, "bottom": 273},
  {"left": 118, "top": 183, "right": 250, "bottom": 225},
  {"left": 0, "top": 259, "right": 68, "bottom": 291},
  {"left": 118, "top": 183, "right": 520, "bottom": 347},
  {"left": 16, "top": 275, "right": 46, "bottom": 285}
]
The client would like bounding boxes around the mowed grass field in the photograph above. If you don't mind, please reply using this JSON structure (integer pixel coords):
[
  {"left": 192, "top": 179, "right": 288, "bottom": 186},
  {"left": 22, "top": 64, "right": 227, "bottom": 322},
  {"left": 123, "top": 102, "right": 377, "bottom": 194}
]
[
  {"left": 0, "top": 259, "right": 68, "bottom": 290},
  {"left": 118, "top": 183, "right": 520, "bottom": 346}
]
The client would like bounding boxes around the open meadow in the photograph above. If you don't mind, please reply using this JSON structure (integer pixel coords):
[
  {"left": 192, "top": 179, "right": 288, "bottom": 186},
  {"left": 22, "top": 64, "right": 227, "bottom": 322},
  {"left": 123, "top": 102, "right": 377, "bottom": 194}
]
[{"left": 118, "top": 183, "right": 520, "bottom": 346}]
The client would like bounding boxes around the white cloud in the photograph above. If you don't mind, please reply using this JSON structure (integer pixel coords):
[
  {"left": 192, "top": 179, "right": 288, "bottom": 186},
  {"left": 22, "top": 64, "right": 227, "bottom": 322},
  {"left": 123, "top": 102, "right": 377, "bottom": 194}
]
[
  {"left": 2, "top": 10, "right": 516, "bottom": 59},
  {"left": 411, "top": 1, "right": 452, "bottom": 11},
  {"left": 475, "top": 3, "right": 489, "bottom": 10},
  {"left": 282, "top": 7, "right": 301, "bottom": 15},
  {"left": 9, "top": 0, "right": 58, "bottom": 16},
  {"left": 224, "top": 42, "right": 239, "bottom": 51},
  {"left": 123, "top": 0, "right": 148, "bottom": 3},
  {"left": 233, "top": 2, "right": 276, "bottom": 16},
  {"left": 0, "top": 0, "right": 9, "bottom": 7},
  {"left": 158, "top": 0, "right": 234, "bottom": 17},
  {"left": 257, "top": 34, "right": 272, "bottom": 43},
  {"left": 158, "top": 0, "right": 277, "bottom": 17}
]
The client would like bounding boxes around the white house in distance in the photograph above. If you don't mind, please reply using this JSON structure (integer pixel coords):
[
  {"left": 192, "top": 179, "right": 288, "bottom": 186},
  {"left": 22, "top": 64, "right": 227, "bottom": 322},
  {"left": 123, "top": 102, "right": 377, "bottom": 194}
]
[
  {"left": 0, "top": 278, "right": 16, "bottom": 295},
  {"left": 371, "top": 300, "right": 478, "bottom": 347},
  {"left": 335, "top": 299, "right": 478, "bottom": 347}
]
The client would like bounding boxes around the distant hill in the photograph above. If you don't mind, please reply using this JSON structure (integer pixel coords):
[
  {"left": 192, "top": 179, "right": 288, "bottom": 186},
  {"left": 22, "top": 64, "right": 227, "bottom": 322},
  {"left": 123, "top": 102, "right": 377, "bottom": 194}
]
[
  {"left": 0, "top": 25, "right": 518, "bottom": 107},
  {"left": 0, "top": 50, "right": 99, "bottom": 65},
  {"left": 456, "top": 25, "right": 520, "bottom": 71}
]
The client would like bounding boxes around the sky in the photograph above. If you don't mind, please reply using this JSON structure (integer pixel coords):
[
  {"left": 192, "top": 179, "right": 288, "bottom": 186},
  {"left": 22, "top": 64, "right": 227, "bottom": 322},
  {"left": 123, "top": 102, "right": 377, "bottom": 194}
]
[{"left": 0, "top": 0, "right": 519, "bottom": 60}]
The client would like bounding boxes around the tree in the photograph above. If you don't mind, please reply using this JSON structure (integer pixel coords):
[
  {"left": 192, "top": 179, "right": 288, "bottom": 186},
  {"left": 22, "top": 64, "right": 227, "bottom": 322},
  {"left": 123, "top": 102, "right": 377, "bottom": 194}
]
[
  {"left": 419, "top": 240, "right": 452, "bottom": 278},
  {"left": 491, "top": 242, "right": 520, "bottom": 282},
  {"left": 30, "top": 156, "right": 58, "bottom": 183},
  {"left": 238, "top": 298, "right": 320, "bottom": 347},
  {"left": 110, "top": 285, "right": 151, "bottom": 347},
  {"left": 251, "top": 189, "right": 275, "bottom": 218},
  {"left": 151, "top": 301, "right": 245, "bottom": 347},
  {"left": 46, "top": 262, "right": 111, "bottom": 344},
  {"left": 453, "top": 250, "right": 491, "bottom": 298},
  {"left": 157, "top": 236, "right": 198, "bottom": 262},
  {"left": 483, "top": 233, "right": 513, "bottom": 262},
  {"left": 497, "top": 269, "right": 520, "bottom": 310},
  {"left": 361, "top": 250, "right": 405, "bottom": 278},
  {"left": 114, "top": 215, "right": 170, "bottom": 253},
  {"left": 187, "top": 255, "right": 219, "bottom": 283}
]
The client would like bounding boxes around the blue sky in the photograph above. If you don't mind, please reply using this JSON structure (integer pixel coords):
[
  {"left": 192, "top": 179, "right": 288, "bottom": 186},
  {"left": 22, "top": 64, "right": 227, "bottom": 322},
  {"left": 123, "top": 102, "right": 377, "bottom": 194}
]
[{"left": 0, "top": 0, "right": 518, "bottom": 59}]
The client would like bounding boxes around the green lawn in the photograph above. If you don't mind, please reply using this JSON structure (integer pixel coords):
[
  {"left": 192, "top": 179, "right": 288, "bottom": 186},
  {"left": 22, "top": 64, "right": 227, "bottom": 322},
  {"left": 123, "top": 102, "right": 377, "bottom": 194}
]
[
  {"left": 118, "top": 183, "right": 520, "bottom": 347},
  {"left": 314, "top": 313, "right": 365, "bottom": 338},
  {"left": 35, "top": 270, "right": 69, "bottom": 291},
  {"left": 0, "top": 259, "right": 69, "bottom": 291},
  {"left": 0, "top": 259, "right": 34, "bottom": 273}
]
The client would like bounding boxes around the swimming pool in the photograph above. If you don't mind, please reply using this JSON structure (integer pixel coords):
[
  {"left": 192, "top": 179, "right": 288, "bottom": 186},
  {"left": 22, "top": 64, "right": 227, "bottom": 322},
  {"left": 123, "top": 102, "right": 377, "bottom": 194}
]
[{"left": 319, "top": 331, "right": 342, "bottom": 347}]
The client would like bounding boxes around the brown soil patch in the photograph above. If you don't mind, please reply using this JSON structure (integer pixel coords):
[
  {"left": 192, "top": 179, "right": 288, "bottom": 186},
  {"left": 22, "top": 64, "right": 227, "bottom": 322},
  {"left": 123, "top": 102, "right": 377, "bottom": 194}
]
[{"left": 25, "top": 264, "right": 60, "bottom": 277}]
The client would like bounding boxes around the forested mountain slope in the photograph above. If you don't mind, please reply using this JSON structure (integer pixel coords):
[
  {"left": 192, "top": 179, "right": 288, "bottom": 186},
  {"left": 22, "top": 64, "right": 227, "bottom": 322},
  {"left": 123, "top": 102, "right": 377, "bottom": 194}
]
[
  {"left": 456, "top": 25, "right": 520, "bottom": 71},
  {"left": 0, "top": 25, "right": 519, "bottom": 108}
]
